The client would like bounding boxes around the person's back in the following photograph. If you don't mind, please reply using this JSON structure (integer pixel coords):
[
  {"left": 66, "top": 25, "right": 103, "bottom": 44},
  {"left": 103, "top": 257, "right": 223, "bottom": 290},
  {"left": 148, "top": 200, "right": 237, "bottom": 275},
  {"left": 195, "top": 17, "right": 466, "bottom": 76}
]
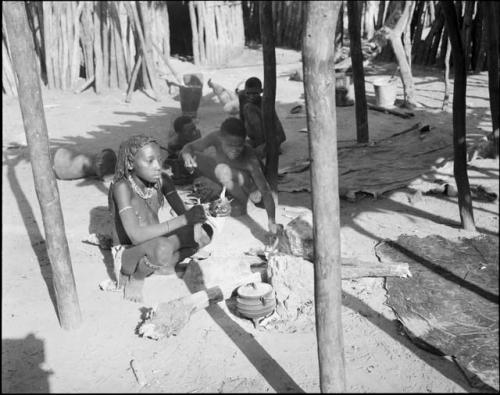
[{"left": 237, "top": 77, "right": 286, "bottom": 155}]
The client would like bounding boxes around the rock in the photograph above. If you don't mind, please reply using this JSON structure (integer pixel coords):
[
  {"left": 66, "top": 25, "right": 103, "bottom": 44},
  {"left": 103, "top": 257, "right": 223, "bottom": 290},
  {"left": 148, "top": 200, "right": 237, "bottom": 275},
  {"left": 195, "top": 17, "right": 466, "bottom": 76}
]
[
  {"left": 267, "top": 253, "right": 315, "bottom": 322},
  {"left": 277, "top": 210, "right": 314, "bottom": 261}
]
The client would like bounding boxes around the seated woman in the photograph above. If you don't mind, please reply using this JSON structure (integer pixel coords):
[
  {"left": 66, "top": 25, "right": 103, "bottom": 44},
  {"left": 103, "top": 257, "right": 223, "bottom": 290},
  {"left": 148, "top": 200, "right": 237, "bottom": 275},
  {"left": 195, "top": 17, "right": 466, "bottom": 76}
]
[{"left": 108, "top": 134, "right": 213, "bottom": 303}]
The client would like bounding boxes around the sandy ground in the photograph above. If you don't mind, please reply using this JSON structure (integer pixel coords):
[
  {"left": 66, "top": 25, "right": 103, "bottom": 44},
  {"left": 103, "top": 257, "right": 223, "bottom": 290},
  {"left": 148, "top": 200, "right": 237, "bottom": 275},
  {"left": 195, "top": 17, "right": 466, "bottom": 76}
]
[{"left": 2, "top": 47, "right": 498, "bottom": 393}]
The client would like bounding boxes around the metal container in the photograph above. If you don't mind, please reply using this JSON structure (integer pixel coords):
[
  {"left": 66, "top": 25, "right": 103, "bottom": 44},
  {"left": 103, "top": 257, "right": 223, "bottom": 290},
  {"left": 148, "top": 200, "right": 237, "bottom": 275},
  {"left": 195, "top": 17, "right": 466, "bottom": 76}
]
[{"left": 236, "top": 282, "right": 276, "bottom": 320}]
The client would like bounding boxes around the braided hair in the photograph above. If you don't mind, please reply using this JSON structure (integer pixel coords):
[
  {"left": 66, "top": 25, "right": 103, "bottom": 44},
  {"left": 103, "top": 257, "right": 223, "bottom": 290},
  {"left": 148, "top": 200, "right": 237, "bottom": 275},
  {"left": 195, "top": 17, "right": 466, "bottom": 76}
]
[{"left": 108, "top": 135, "right": 164, "bottom": 211}]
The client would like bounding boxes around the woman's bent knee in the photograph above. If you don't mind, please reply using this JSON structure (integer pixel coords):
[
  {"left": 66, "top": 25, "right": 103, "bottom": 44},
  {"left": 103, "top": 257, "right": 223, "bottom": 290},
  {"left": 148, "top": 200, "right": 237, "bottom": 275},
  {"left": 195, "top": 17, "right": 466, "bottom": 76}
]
[{"left": 151, "top": 238, "right": 175, "bottom": 267}]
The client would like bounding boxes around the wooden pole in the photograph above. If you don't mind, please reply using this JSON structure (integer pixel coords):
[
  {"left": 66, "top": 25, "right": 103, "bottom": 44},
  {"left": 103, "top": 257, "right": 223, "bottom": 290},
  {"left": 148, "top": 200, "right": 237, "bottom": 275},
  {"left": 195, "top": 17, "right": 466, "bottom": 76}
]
[
  {"left": 189, "top": 1, "right": 200, "bottom": 65},
  {"left": 3, "top": 1, "right": 82, "bottom": 330},
  {"left": 93, "top": 1, "right": 104, "bottom": 93},
  {"left": 302, "top": 1, "right": 346, "bottom": 392},
  {"left": 347, "top": 0, "right": 369, "bottom": 143},
  {"left": 484, "top": 1, "right": 500, "bottom": 151},
  {"left": 442, "top": 38, "right": 451, "bottom": 111},
  {"left": 125, "top": 54, "right": 143, "bottom": 102},
  {"left": 440, "top": 1, "right": 476, "bottom": 231},
  {"left": 259, "top": 1, "right": 279, "bottom": 192},
  {"left": 125, "top": 1, "right": 159, "bottom": 100}
]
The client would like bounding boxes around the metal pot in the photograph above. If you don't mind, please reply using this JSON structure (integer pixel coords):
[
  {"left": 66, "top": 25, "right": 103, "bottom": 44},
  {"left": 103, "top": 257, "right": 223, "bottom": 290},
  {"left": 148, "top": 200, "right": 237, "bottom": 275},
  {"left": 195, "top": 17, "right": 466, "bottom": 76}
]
[{"left": 236, "top": 282, "right": 276, "bottom": 320}]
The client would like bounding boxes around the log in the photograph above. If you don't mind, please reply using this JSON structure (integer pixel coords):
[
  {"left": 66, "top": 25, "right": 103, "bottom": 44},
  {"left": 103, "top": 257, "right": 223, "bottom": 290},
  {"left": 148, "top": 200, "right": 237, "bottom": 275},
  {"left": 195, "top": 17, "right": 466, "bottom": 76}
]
[
  {"left": 4, "top": 1, "right": 82, "bottom": 330},
  {"left": 441, "top": 1, "right": 476, "bottom": 231},
  {"left": 367, "top": 102, "right": 414, "bottom": 118},
  {"left": 260, "top": 0, "right": 279, "bottom": 192},
  {"left": 303, "top": 1, "right": 346, "bottom": 392},
  {"left": 348, "top": 0, "right": 369, "bottom": 143}
]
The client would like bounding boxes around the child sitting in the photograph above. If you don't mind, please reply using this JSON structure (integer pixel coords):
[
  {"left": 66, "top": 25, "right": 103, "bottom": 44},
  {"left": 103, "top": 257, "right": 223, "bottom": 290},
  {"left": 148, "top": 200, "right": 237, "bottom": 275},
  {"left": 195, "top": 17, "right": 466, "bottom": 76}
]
[
  {"left": 163, "top": 115, "right": 201, "bottom": 185},
  {"left": 237, "top": 77, "right": 286, "bottom": 158},
  {"left": 108, "top": 135, "right": 212, "bottom": 303},
  {"left": 180, "top": 117, "right": 279, "bottom": 235}
]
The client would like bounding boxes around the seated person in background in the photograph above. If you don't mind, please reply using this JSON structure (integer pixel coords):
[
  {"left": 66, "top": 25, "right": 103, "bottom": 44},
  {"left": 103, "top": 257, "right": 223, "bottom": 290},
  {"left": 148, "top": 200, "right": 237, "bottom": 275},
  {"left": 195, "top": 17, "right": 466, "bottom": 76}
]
[
  {"left": 180, "top": 117, "right": 279, "bottom": 235},
  {"left": 236, "top": 77, "right": 286, "bottom": 158},
  {"left": 163, "top": 115, "right": 201, "bottom": 185},
  {"left": 108, "top": 135, "right": 212, "bottom": 303}
]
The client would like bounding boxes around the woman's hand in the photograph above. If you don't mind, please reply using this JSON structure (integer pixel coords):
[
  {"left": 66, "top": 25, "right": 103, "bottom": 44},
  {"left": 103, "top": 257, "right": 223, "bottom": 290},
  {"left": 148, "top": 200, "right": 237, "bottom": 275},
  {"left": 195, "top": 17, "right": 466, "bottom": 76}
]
[{"left": 184, "top": 204, "right": 207, "bottom": 225}]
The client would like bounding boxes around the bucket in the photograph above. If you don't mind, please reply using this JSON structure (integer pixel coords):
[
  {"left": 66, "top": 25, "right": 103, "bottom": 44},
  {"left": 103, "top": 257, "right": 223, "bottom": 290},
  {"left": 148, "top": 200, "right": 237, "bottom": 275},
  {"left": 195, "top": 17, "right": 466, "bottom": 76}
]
[
  {"left": 373, "top": 77, "right": 397, "bottom": 108},
  {"left": 179, "top": 85, "right": 203, "bottom": 118}
]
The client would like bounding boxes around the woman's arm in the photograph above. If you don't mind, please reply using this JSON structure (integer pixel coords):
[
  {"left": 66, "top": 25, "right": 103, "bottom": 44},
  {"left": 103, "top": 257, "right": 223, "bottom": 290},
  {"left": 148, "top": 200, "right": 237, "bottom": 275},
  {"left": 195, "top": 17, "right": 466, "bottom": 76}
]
[
  {"left": 161, "top": 172, "right": 186, "bottom": 216},
  {"left": 113, "top": 181, "right": 206, "bottom": 245}
]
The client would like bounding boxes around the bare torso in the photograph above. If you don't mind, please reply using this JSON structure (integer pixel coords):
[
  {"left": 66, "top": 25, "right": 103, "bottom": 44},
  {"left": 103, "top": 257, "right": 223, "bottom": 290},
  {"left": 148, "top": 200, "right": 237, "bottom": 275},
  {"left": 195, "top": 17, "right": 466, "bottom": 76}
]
[{"left": 111, "top": 179, "right": 163, "bottom": 245}]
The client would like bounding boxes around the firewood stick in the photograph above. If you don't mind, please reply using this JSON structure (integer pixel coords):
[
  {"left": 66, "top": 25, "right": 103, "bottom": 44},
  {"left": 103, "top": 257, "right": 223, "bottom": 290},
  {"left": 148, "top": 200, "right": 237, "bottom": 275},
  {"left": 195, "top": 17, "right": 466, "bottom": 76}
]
[{"left": 74, "top": 75, "right": 95, "bottom": 94}]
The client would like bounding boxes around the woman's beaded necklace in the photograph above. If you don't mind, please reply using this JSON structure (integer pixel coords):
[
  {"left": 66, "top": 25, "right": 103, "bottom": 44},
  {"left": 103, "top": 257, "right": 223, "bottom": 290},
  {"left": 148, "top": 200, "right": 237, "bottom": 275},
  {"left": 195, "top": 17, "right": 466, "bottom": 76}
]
[{"left": 128, "top": 174, "right": 155, "bottom": 200}]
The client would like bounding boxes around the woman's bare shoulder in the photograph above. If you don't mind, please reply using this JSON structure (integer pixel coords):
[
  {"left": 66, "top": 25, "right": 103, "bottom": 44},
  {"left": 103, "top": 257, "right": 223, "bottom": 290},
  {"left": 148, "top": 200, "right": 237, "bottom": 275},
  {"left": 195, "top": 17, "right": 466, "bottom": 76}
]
[{"left": 112, "top": 179, "right": 131, "bottom": 197}]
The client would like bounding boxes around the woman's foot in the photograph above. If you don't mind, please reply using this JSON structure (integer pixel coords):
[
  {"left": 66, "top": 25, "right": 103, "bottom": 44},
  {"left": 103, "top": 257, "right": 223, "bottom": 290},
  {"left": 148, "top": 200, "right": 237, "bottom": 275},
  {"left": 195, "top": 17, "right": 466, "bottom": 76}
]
[{"left": 123, "top": 274, "right": 145, "bottom": 303}]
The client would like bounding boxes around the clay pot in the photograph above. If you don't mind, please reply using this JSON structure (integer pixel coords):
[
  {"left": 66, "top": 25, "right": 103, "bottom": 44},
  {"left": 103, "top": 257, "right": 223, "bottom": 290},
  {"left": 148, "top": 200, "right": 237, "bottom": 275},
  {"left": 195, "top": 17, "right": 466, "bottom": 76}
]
[{"left": 236, "top": 282, "right": 276, "bottom": 320}]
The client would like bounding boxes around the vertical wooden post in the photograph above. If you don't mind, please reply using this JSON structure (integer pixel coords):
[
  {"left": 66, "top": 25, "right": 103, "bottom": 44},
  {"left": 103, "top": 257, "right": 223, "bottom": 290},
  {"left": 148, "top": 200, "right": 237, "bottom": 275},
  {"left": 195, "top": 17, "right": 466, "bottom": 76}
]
[
  {"left": 259, "top": 1, "right": 279, "bottom": 192},
  {"left": 93, "top": 1, "right": 104, "bottom": 93},
  {"left": 189, "top": 1, "right": 200, "bottom": 65},
  {"left": 302, "top": 1, "right": 346, "bottom": 392},
  {"left": 3, "top": 1, "right": 82, "bottom": 330},
  {"left": 440, "top": 1, "right": 476, "bottom": 231},
  {"left": 347, "top": 0, "right": 369, "bottom": 143},
  {"left": 484, "top": 1, "right": 500, "bottom": 153}
]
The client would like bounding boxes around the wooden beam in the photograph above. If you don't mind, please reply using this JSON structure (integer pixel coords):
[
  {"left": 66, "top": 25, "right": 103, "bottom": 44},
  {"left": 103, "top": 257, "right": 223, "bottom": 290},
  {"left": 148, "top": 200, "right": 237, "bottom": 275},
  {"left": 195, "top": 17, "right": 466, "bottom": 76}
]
[
  {"left": 3, "top": 1, "right": 82, "bottom": 330},
  {"left": 302, "top": 1, "right": 346, "bottom": 392}
]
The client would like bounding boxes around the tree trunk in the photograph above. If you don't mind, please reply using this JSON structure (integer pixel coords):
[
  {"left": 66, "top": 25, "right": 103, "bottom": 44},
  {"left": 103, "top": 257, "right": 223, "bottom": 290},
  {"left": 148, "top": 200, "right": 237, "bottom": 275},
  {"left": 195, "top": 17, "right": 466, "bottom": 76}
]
[
  {"left": 440, "top": 1, "right": 476, "bottom": 231},
  {"left": 259, "top": 1, "right": 279, "bottom": 192},
  {"left": 485, "top": 1, "right": 500, "bottom": 148},
  {"left": 3, "top": 0, "right": 82, "bottom": 330},
  {"left": 348, "top": 0, "right": 369, "bottom": 143},
  {"left": 302, "top": 1, "right": 346, "bottom": 392}
]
